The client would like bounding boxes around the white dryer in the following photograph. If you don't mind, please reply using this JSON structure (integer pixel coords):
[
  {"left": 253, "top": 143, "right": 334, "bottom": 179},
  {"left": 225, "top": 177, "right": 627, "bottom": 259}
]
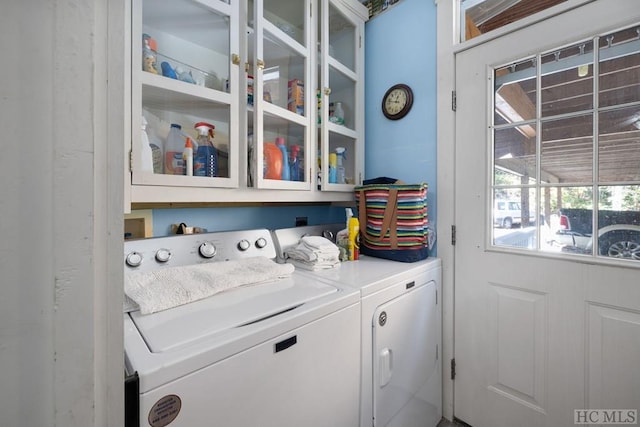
[
  {"left": 273, "top": 225, "right": 442, "bottom": 427},
  {"left": 124, "top": 228, "right": 361, "bottom": 427}
]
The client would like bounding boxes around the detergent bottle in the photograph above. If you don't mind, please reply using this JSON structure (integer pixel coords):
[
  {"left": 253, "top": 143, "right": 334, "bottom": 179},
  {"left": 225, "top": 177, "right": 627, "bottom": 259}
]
[
  {"left": 276, "top": 137, "right": 290, "bottom": 181},
  {"left": 165, "top": 123, "right": 185, "bottom": 175},
  {"left": 193, "top": 122, "right": 217, "bottom": 177},
  {"left": 336, "top": 208, "right": 353, "bottom": 262},
  {"left": 348, "top": 215, "right": 360, "bottom": 261},
  {"left": 329, "top": 153, "right": 337, "bottom": 183}
]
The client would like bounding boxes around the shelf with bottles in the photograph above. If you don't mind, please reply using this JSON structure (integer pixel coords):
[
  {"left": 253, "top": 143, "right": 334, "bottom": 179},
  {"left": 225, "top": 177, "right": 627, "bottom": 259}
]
[
  {"left": 137, "top": 0, "right": 233, "bottom": 94},
  {"left": 132, "top": 106, "right": 236, "bottom": 188},
  {"left": 249, "top": 111, "right": 310, "bottom": 189},
  {"left": 321, "top": 133, "right": 357, "bottom": 189}
]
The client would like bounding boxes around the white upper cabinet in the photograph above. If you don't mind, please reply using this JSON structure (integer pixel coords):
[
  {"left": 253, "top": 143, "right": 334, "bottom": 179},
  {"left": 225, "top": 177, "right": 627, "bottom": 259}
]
[
  {"left": 126, "top": 0, "right": 366, "bottom": 208},
  {"left": 318, "top": 0, "right": 367, "bottom": 192}
]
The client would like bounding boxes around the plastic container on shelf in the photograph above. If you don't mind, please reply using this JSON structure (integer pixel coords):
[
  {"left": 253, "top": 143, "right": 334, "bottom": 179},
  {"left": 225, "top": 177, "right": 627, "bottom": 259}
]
[
  {"left": 164, "top": 123, "right": 185, "bottom": 175},
  {"left": 193, "top": 122, "right": 217, "bottom": 177},
  {"left": 142, "top": 34, "right": 158, "bottom": 74},
  {"left": 276, "top": 137, "right": 290, "bottom": 181},
  {"left": 264, "top": 142, "right": 283, "bottom": 180},
  {"left": 140, "top": 116, "right": 154, "bottom": 173},
  {"left": 334, "top": 102, "right": 345, "bottom": 125},
  {"left": 335, "top": 147, "right": 346, "bottom": 184},
  {"left": 147, "top": 124, "right": 164, "bottom": 174},
  {"left": 329, "top": 153, "right": 337, "bottom": 183},
  {"left": 289, "top": 145, "right": 301, "bottom": 181},
  {"left": 183, "top": 138, "right": 193, "bottom": 176}
]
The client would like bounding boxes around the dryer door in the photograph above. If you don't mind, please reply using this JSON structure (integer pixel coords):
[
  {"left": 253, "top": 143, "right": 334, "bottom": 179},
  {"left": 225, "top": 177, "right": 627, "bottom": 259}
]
[{"left": 372, "top": 281, "right": 439, "bottom": 427}]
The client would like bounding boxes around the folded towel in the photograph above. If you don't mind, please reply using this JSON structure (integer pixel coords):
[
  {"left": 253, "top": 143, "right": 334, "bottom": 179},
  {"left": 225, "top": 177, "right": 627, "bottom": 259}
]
[
  {"left": 285, "top": 236, "right": 340, "bottom": 263},
  {"left": 125, "top": 256, "right": 295, "bottom": 315},
  {"left": 288, "top": 258, "right": 341, "bottom": 271}
]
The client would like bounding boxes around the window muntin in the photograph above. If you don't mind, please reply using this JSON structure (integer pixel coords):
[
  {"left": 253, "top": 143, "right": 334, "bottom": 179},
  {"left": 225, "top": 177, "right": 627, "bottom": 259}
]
[{"left": 491, "top": 24, "right": 640, "bottom": 263}]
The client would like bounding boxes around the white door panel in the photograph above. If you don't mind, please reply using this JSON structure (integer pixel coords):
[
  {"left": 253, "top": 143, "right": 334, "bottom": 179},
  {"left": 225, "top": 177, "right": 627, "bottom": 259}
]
[{"left": 454, "top": 1, "right": 640, "bottom": 426}]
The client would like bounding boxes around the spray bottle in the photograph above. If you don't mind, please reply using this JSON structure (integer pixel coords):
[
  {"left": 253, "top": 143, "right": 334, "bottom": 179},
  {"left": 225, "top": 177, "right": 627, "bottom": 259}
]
[{"left": 193, "top": 122, "right": 217, "bottom": 177}]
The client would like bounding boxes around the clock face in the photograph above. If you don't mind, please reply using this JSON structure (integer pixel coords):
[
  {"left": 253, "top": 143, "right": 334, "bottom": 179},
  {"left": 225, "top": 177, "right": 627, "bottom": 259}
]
[{"left": 382, "top": 84, "right": 413, "bottom": 120}]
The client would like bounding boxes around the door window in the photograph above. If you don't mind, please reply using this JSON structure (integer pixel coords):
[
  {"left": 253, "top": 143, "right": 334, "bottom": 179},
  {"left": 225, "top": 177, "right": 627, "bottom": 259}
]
[{"left": 491, "top": 24, "right": 640, "bottom": 263}]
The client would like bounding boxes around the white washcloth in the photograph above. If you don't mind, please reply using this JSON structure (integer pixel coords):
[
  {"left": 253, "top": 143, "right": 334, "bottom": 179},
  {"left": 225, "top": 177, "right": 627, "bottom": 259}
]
[
  {"left": 125, "top": 256, "right": 295, "bottom": 315},
  {"left": 285, "top": 236, "right": 340, "bottom": 270}
]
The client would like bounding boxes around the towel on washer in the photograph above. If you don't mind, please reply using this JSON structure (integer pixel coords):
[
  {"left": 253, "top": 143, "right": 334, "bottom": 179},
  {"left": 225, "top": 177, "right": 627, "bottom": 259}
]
[
  {"left": 125, "top": 256, "right": 295, "bottom": 315},
  {"left": 284, "top": 236, "right": 341, "bottom": 270}
]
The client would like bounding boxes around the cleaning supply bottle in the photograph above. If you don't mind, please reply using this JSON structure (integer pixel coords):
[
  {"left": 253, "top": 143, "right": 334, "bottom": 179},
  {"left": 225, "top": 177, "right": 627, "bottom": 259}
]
[
  {"left": 264, "top": 142, "right": 283, "bottom": 179},
  {"left": 335, "top": 147, "right": 346, "bottom": 184},
  {"left": 329, "top": 152, "right": 337, "bottom": 183},
  {"left": 140, "top": 116, "right": 154, "bottom": 173},
  {"left": 334, "top": 101, "right": 345, "bottom": 125},
  {"left": 336, "top": 208, "right": 353, "bottom": 262},
  {"left": 165, "top": 123, "right": 185, "bottom": 175},
  {"left": 289, "top": 144, "right": 301, "bottom": 181},
  {"left": 183, "top": 137, "right": 194, "bottom": 176},
  {"left": 348, "top": 215, "right": 360, "bottom": 261},
  {"left": 193, "top": 122, "right": 217, "bottom": 177},
  {"left": 147, "top": 123, "right": 164, "bottom": 174},
  {"left": 276, "top": 137, "right": 290, "bottom": 181}
]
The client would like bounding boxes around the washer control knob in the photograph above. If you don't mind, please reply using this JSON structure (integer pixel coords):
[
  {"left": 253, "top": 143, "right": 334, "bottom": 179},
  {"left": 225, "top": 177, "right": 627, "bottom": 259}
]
[
  {"left": 125, "top": 251, "right": 143, "bottom": 267},
  {"left": 237, "top": 239, "right": 251, "bottom": 251},
  {"left": 155, "top": 248, "right": 172, "bottom": 263},
  {"left": 199, "top": 242, "right": 217, "bottom": 258},
  {"left": 255, "top": 237, "right": 268, "bottom": 249}
]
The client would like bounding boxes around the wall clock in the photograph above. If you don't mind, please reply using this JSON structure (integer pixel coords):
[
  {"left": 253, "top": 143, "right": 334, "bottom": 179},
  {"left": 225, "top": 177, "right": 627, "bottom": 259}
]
[{"left": 382, "top": 83, "right": 413, "bottom": 120}]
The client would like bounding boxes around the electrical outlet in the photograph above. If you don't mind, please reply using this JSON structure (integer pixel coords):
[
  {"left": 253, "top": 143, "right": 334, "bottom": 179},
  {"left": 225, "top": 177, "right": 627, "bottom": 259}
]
[{"left": 295, "top": 217, "right": 308, "bottom": 227}]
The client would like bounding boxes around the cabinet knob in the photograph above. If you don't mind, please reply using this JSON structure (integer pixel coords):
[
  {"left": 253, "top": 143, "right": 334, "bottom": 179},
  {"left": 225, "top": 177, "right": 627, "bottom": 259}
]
[
  {"left": 257, "top": 59, "right": 265, "bottom": 70},
  {"left": 232, "top": 53, "right": 240, "bottom": 65},
  {"left": 324, "top": 87, "right": 331, "bottom": 95}
]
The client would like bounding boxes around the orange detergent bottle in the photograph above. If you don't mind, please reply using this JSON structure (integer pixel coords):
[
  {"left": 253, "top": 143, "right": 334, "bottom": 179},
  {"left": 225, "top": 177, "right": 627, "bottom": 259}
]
[{"left": 263, "top": 142, "right": 283, "bottom": 179}]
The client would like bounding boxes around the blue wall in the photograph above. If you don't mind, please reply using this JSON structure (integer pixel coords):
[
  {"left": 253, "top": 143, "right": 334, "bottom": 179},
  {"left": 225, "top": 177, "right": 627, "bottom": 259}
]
[
  {"left": 149, "top": 0, "right": 438, "bottom": 242},
  {"left": 152, "top": 205, "right": 347, "bottom": 236},
  {"left": 364, "top": 0, "right": 438, "bottom": 230}
]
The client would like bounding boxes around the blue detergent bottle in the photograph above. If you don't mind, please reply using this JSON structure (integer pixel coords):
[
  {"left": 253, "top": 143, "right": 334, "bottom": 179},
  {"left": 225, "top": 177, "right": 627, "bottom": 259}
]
[
  {"left": 193, "top": 122, "right": 217, "bottom": 177},
  {"left": 276, "top": 137, "right": 290, "bottom": 181}
]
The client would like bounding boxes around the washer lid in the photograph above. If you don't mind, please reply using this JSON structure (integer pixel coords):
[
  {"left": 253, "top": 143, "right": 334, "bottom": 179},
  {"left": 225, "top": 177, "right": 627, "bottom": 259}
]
[{"left": 129, "top": 275, "right": 337, "bottom": 353}]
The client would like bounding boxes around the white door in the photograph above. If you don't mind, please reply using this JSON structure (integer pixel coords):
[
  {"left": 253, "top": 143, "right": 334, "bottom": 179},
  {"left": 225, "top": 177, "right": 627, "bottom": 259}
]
[{"left": 454, "top": 1, "right": 640, "bottom": 426}]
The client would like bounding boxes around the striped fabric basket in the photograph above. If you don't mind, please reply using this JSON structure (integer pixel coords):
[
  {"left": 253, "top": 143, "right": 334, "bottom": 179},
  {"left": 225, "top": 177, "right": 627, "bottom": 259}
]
[{"left": 355, "top": 182, "right": 429, "bottom": 262}]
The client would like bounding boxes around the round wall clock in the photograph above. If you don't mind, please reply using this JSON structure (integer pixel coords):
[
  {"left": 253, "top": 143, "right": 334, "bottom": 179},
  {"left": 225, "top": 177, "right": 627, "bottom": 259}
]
[{"left": 382, "top": 83, "right": 414, "bottom": 120}]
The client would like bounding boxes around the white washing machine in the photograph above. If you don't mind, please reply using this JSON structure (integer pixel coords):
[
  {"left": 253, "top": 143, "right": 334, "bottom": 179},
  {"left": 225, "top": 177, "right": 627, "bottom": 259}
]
[
  {"left": 273, "top": 225, "right": 442, "bottom": 427},
  {"left": 123, "top": 228, "right": 361, "bottom": 427}
]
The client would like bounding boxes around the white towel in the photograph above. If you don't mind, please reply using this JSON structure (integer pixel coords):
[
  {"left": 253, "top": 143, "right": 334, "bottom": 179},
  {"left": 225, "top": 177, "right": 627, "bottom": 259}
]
[
  {"left": 288, "top": 258, "right": 341, "bottom": 271},
  {"left": 285, "top": 236, "right": 340, "bottom": 269},
  {"left": 125, "top": 256, "right": 295, "bottom": 315}
]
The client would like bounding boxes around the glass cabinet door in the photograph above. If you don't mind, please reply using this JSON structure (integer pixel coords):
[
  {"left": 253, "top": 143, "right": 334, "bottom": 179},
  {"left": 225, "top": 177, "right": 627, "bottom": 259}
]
[
  {"left": 319, "top": 0, "right": 363, "bottom": 191},
  {"left": 248, "top": 0, "right": 313, "bottom": 189},
  {"left": 131, "top": 0, "right": 240, "bottom": 188}
]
